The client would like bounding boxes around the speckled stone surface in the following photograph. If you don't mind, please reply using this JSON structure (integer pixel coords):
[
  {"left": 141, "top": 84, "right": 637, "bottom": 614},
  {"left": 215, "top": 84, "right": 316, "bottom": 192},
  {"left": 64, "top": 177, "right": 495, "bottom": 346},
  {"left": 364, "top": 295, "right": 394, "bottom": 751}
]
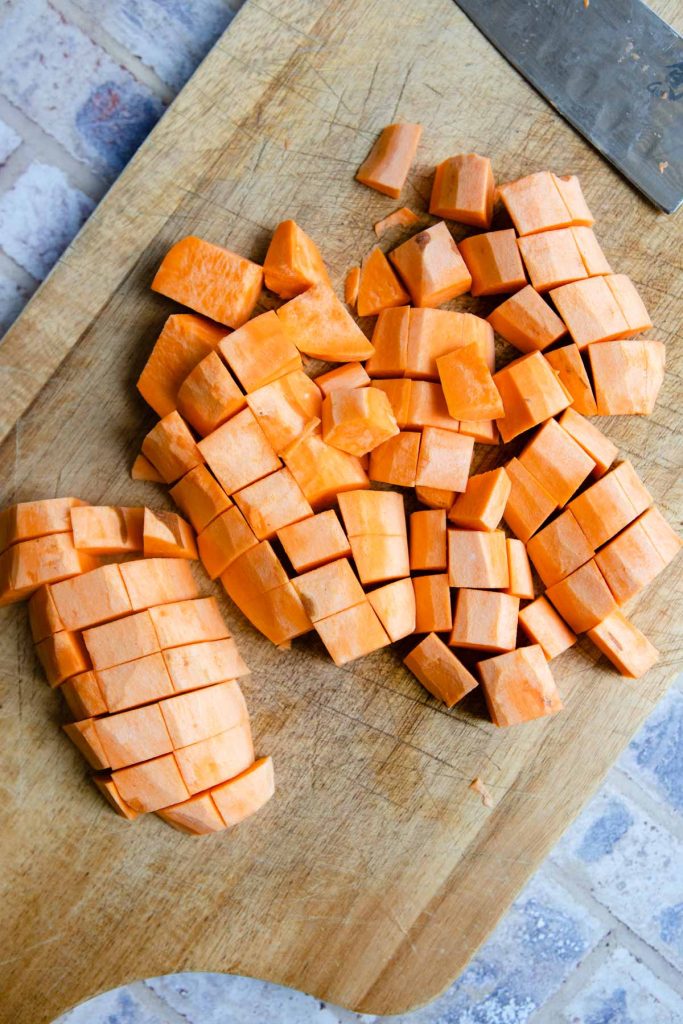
[{"left": 0, "top": 2, "right": 681, "bottom": 1021}]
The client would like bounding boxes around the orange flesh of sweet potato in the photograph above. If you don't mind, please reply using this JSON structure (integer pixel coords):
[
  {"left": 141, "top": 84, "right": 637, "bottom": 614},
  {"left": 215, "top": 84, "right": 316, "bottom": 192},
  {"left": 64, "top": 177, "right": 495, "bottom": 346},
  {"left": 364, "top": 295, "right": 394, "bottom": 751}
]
[
  {"left": 142, "top": 411, "right": 205, "bottom": 484},
  {"left": 544, "top": 344, "right": 597, "bottom": 416},
  {"left": 409, "top": 509, "right": 447, "bottom": 571},
  {"left": 152, "top": 236, "right": 262, "bottom": 329},
  {"left": 405, "top": 380, "right": 459, "bottom": 433},
  {"left": 487, "top": 285, "right": 567, "bottom": 353},
  {"left": 517, "top": 228, "right": 587, "bottom": 292},
  {"left": 169, "top": 465, "right": 232, "bottom": 534},
  {"left": 448, "top": 528, "right": 509, "bottom": 589},
  {"left": 210, "top": 755, "right": 275, "bottom": 827},
  {"left": 552, "top": 174, "right": 594, "bottom": 226},
  {"left": 220, "top": 541, "right": 289, "bottom": 606},
  {"left": 322, "top": 387, "right": 399, "bottom": 457},
  {"left": 198, "top": 407, "right": 281, "bottom": 495},
  {"left": 459, "top": 419, "right": 500, "bottom": 445},
  {"left": 219, "top": 310, "right": 301, "bottom": 394},
  {"left": 437, "top": 343, "right": 504, "bottom": 421},
  {"left": 448, "top": 467, "right": 511, "bottom": 531},
  {"left": 504, "top": 537, "right": 534, "bottom": 599},
  {"left": 112, "top": 752, "right": 190, "bottom": 812},
  {"left": 36, "top": 629, "right": 90, "bottom": 687},
  {"left": 277, "top": 284, "right": 374, "bottom": 362},
  {"left": 157, "top": 791, "right": 226, "bottom": 834},
  {"left": 162, "top": 637, "right": 249, "bottom": 693},
  {"left": 71, "top": 506, "right": 144, "bottom": 555},
  {"left": 197, "top": 505, "right": 258, "bottom": 579},
  {"left": 158, "top": 680, "right": 246, "bottom": 748},
  {"left": 82, "top": 609, "right": 159, "bottom": 670},
  {"left": 389, "top": 222, "right": 472, "bottom": 307},
  {"left": 234, "top": 468, "right": 312, "bottom": 540},
  {"left": 131, "top": 453, "right": 165, "bottom": 483},
  {"left": 338, "top": 489, "right": 406, "bottom": 538},
  {"left": 357, "top": 248, "right": 410, "bottom": 316},
  {"left": 567, "top": 461, "right": 652, "bottom": 550},
  {"left": 518, "top": 596, "right": 577, "bottom": 660},
  {"left": 550, "top": 276, "right": 629, "bottom": 350},
  {"left": 176, "top": 351, "right": 246, "bottom": 436},
  {"left": 119, "top": 557, "right": 199, "bottom": 611},
  {"left": 247, "top": 370, "right": 321, "bottom": 454},
  {"left": 28, "top": 584, "right": 64, "bottom": 643},
  {"left": 458, "top": 229, "right": 526, "bottom": 296},
  {"left": 595, "top": 509, "right": 681, "bottom": 605},
  {"left": 283, "top": 426, "right": 369, "bottom": 509},
  {"left": 374, "top": 207, "right": 421, "bottom": 238},
  {"left": 503, "top": 457, "right": 556, "bottom": 543},
  {"left": 63, "top": 719, "right": 109, "bottom": 770},
  {"left": 0, "top": 497, "right": 87, "bottom": 553},
  {"left": 604, "top": 274, "right": 653, "bottom": 334},
  {"left": 416, "top": 427, "right": 474, "bottom": 493},
  {"left": 365, "top": 306, "right": 410, "bottom": 377},
  {"left": 93, "top": 776, "right": 139, "bottom": 820},
  {"left": 315, "top": 362, "right": 370, "bottom": 397},
  {"left": 314, "top": 600, "right": 390, "bottom": 665},
  {"left": 404, "top": 631, "right": 478, "bottom": 707},
  {"left": 497, "top": 171, "right": 584, "bottom": 235},
  {"left": 292, "top": 558, "right": 365, "bottom": 622},
  {"left": 349, "top": 534, "right": 410, "bottom": 585},
  {"left": 526, "top": 509, "right": 594, "bottom": 588},
  {"left": 372, "top": 379, "right": 414, "bottom": 429},
  {"left": 589, "top": 340, "right": 665, "bottom": 416},
  {"left": 136, "top": 313, "right": 226, "bottom": 418},
  {"left": 367, "top": 577, "right": 416, "bottom": 641},
  {"left": 407, "top": 307, "right": 495, "bottom": 378},
  {"left": 546, "top": 558, "right": 616, "bottom": 633},
  {"left": 345, "top": 266, "right": 360, "bottom": 309},
  {"left": 263, "top": 219, "right": 330, "bottom": 299},
  {"left": 143, "top": 508, "right": 197, "bottom": 560},
  {"left": 148, "top": 597, "right": 229, "bottom": 649},
  {"left": 558, "top": 408, "right": 618, "bottom": 478},
  {"left": 587, "top": 609, "right": 659, "bottom": 678},
  {"left": 478, "top": 645, "right": 563, "bottom": 727},
  {"left": 356, "top": 123, "right": 422, "bottom": 198},
  {"left": 493, "top": 351, "right": 572, "bottom": 442},
  {"left": 228, "top": 579, "right": 311, "bottom": 646},
  {"left": 96, "top": 652, "right": 175, "bottom": 713},
  {"left": 94, "top": 703, "right": 173, "bottom": 770},
  {"left": 429, "top": 153, "right": 494, "bottom": 229},
  {"left": 277, "top": 510, "right": 351, "bottom": 573},
  {"left": 450, "top": 588, "right": 519, "bottom": 652},
  {"left": 412, "top": 573, "right": 452, "bottom": 633},
  {"left": 571, "top": 226, "right": 612, "bottom": 276},
  {"left": 518, "top": 418, "right": 595, "bottom": 507},
  {"left": 51, "top": 564, "right": 132, "bottom": 630}
]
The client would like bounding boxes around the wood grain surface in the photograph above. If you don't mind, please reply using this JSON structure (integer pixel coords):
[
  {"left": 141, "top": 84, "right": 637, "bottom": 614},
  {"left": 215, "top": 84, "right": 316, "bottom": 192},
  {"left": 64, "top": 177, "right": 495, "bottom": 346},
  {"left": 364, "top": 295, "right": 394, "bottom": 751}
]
[{"left": 1, "top": 1, "right": 681, "bottom": 1021}]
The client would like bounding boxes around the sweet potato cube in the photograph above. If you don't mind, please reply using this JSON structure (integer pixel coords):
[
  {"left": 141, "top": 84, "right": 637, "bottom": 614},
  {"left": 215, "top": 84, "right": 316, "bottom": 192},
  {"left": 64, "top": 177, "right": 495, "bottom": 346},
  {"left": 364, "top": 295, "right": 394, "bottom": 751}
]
[
  {"left": 493, "top": 351, "right": 572, "bottom": 442},
  {"left": 220, "top": 541, "right": 288, "bottom": 605},
  {"left": 407, "top": 307, "right": 495, "bottom": 378},
  {"left": 448, "top": 528, "right": 509, "bottom": 589},
  {"left": 82, "top": 609, "right": 159, "bottom": 671},
  {"left": 63, "top": 719, "right": 109, "bottom": 770},
  {"left": 519, "top": 418, "right": 595, "bottom": 506},
  {"left": 589, "top": 340, "right": 665, "bottom": 416},
  {"left": 51, "top": 563, "right": 132, "bottom": 630},
  {"left": 196, "top": 506, "right": 258, "bottom": 579},
  {"left": 410, "top": 510, "right": 447, "bottom": 571},
  {"left": 478, "top": 645, "right": 563, "bottom": 727},
  {"left": 416, "top": 485, "right": 456, "bottom": 510},
  {"left": 315, "top": 362, "right": 370, "bottom": 397},
  {"left": 234, "top": 468, "right": 312, "bottom": 540},
  {"left": 350, "top": 534, "right": 410, "bottom": 585},
  {"left": 546, "top": 559, "right": 616, "bottom": 633},
  {"left": 176, "top": 351, "right": 245, "bottom": 437},
  {"left": 292, "top": 558, "right": 364, "bottom": 622},
  {"left": 149, "top": 597, "right": 229, "bottom": 649},
  {"left": 36, "top": 630, "right": 90, "bottom": 687},
  {"left": 277, "top": 510, "right": 351, "bottom": 573},
  {"left": 451, "top": 589, "right": 519, "bottom": 652},
  {"left": 413, "top": 573, "right": 451, "bottom": 633},
  {"left": 207, "top": 756, "right": 275, "bottom": 830},
  {"left": 321, "top": 387, "right": 399, "bottom": 457},
  {"left": 437, "top": 343, "right": 504, "bottom": 421},
  {"left": 141, "top": 410, "right": 204, "bottom": 484},
  {"left": 372, "top": 379, "right": 412, "bottom": 428},
  {"left": 416, "top": 427, "right": 473, "bottom": 493},
  {"left": 526, "top": 509, "right": 594, "bottom": 588},
  {"left": 604, "top": 274, "right": 652, "bottom": 335},
  {"left": 518, "top": 596, "right": 576, "bottom": 661},
  {"left": 283, "top": 427, "right": 369, "bottom": 509},
  {"left": 96, "top": 653, "right": 175, "bottom": 713},
  {"left": 143, "top": 509, "right": 197, "bottom": 560},
  {"left": 94, "top": 704, "right": 173, "bottom": 770},
  {"left": 163, "top": 637, "right": 249, "bottom": 693},
  {"left": 131, "top": 453, "right": 163, "bottom": 483},
  {"left": 61, "top": 670, "right": 107, "bottom": 720},
  {"left": 429, "top": 153, "right": 494, "bottom": 229},
  {"left": 405, "top": 380, "right": 459, "bottom": 433},
  {"left": 219, "top": 310, "right": 301, "bottom": 394},
  {"left": 159, "top": 679, "right": 246, "bottom": 748},
  {"left": 550, "top": 276, "right": 629, "bottom": 350},
  {"left": 390, "top": 222, "right": 472, "bottom": 307},
  {"left": 277, "top": 284, "right": 374, "bottom": 362},
  {"left": 505, "top": 538, "right": 534, "bottom": 599},
  {"left": 357, "top": 247, "right": 410, "bottom": 316},
  {"left": 374, "top": 207, "right": 422, "bottom": 238},
  {"left": 487, "top": 285, "right": 567, "bottom": 353},
  {"left": 448, "top": 467, "right": 511, "bottom": 532},
  {"left": 503, "top": 458, "right": 556, "bottom": 543},
  {"left": 587, "top": 610, "right": 659, "bottom": 678},
  {"left": 345, "top": 265, "right": 360, "bottom": 309},
  {"left": 93, "top": 776, "right": 139, "bottom": 820},
  {"left": 119, "top": 557, "right": 199, "bottom": 611},
  {"left": 459, "top": 229, "right": 526, "bottom": 296},
  {"left": 263, "top": 219, "right": 330, "bottom": 299},
  {"left": 136, "top": 313, "right": 225, "bottom": 418},
  {"left": 157, "top": 792, "right": 226, "bottom": 834},
  {"left": 246, "top": 370, "right": 321, "bottom": 454},
  {"left": 558, "top": 409, "right": 618, "bottom": 479},
  {"left": 571, "top": 226, "right": 612, "bottom": 276},
  {"left": 552, "top": 174, "right": 594, "bottom": 226},
  {"left": 229, "top": 580, "right": 311, "bottom": 645},
  {"left": 70, "top": 506, "right": 143, "bottom": 555},
  {"left": 112, "top": 752, "right": 190, "bottom": 812},
  {"left": 366, "top": 306, "right": 410, "bottom": 377},
  {"left": 338, "top": 489, "right": 406, "bottom": 538},
  {"left": 314, "top": 601, "right": 390, "bottom": 665},
  {"left": 498, "top": 171, "right": 580, "bottom": 235},
  {"left": 544, "top": 344, "right": 597, "bottom": 416},
  {"left": 367, "top": 577, "right": 416, "bottom": 641},
  {"left": 0, "top": 533, "right": 96, "bottom": 607},
  {"left": 28, "top": 584, "right": 64, "bottom": 643},
  {"left": 404, "top": 632, "right": 478, "bottom": 708},
  {"left": 169, "top": 465, "right": 231, "bottom": 534},
  {"left": 567, "top": 462, "right": 652, "bottom": 549},
  {"left": 356, "top": 123, "right": 422, "bottom": 198},
  {"left": 595, "top": 509, "right": 681, "bottom": 605},
  {"left": 638, "top": 506, "right": 683, "bottom": 566},
  {"left": 517, "top": 228, "right": 588, "bottom": 292},
  {"left": 369, "top": 431, "right": 421, "bottom": 487},
  {"left": 152, "top": 236, "right": 262, "bottom": 329},
  {"left": 198, "top": 407, "right": 281, "bottom": 496}
]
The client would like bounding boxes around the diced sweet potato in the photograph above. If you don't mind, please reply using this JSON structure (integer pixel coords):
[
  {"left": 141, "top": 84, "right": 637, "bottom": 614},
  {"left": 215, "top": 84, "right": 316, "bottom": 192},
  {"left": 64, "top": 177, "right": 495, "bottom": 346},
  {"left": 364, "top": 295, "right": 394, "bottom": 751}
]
[
  {"left": 350, "top": 534, "right": 410, "bottom": 585},
  {"left": 142, "top": 411, "right": 204, "bottom": 484},
  {"left": 448, "top": 528, "right": 509, "bottom": 589},
  {"left": 567, "top": 461, "right": 652, "bottom": 549},
  {"left": 234, "top": 468, "right": 312, "bottom": 540},
  {"left": 112, "top": 752, "right": 190, "bottom": 812},
  {"left": 526, "top": 509, "right": 594, "bottom": 588},
  {"left": 367, "top": 577, "right": 416, "bottom": 641},
  {"left": 169, "top": 465, "right": 232, "bottom": 534},
  {"left": 589, "top": 339, "right": 665, "bottom": 416},
  {"left": 503, "top": 458, "right": 556, "bottom": 543},
  {"left": 437, "top": 343, "right": 504, "bottom": 421},
  {"left": 163, "top": 637, "right": 249, "bottom": 693},
  {"left": 478, "top": 645, "right": 563, "bottom": 727},
  {"left": 314, "top": 600, "right": 390, "bottom": 665},
  {"left": 315, "top": 363, "right": 370, "bottom": 397},
  {"left": 413, "top": 573, "right": 452, "bottom": 633},
  {"left": 518, "top": 596, "right": 576, "bottom": 660},
  {"left": 374, "top": 207, "right": 422, "bottom": 238},
  {"left": 450, "top": 589, "right": 519, "bottom": 652},
  {"left": 357, "top": 247, "right": 410, "bottom": 316},
  {"left": 404, "top": 632, "right": 478, "bottom": 708},
  {"left": 407, "top": 307, "right": 495, "bottom": 378},
  {"left": 198, "top": 407, "right": 281, "bottom": 495},
  {"left": 197, "top": 505, "right": 258, "bottom": 579},
  {"left": 247, "top": 370, "right": 322, "bottom": 454},
  {"left": 458, "top": 229, "right": 526, "bottom": 296},
  {"left": 148, "top": 597, "right": 229, "bottom": 650},
  {"left": 587, "top": 610, "right": 659, "bottom": 678},
  {"left": 143, "top": 508, "right": 197, "bottom": 560},
  {"left": 546, "top": 559, "right": 616, "bottom": 633},
  {"left": 604, "top": 274, "right": 652, "bottom": 335},
  {"left": 95, "top": 703, "right": 173, "bottom": 770},
  {"left": 93, "top": 775, "right": 139, "bottom": 820},
  {"left": 448, "top": 467, "right": 511, "bottom": 532},
  {"left": 322, "top": 387, "right": 399, "bottom": 456},
  {"left": 416, "top": 428, "right": 474, "bottom": 492},
  {"left": 28, "top": 584, "right": 64, "bottom": 643},
  {"left": 96, "top": 652, "right": 175, "bottom": 713},
  {"left": 277, "top": 510, "right": 351, "bottom": 573},
  {"left": 517, "top": 228, "right": 588, "bottom": 292},
  {"left": 638, "top": 506, "right": 683, "bottom": 565},
  {"left": 0, "top": 533, "right": 96, "bottom": 607},
  {"left": 83, "top": 609, "right": 159, "bottom": 670},
  {"left": 0, "top": 497, "right": 86, "bottom": 553},
  {"left": 558, "top": 408, "right": 618, "bottom": 478},
  {"left": 518, "top": 418, "right": 595, "bottom": 506},
  {"left": 159, "top": 679, "right": 246, "bottom": 748},
  {"left": 277, "top": 284, "right": 374, "bottom": 362},
  {"left": 345, "top": 266, "right": 360, "bottom": 309},
  {"left": 372, "top": 379, "right": 413, "bottom": 429},
  {"left": 369, "top": 431, "right": 421, "bottom": 487},
  {"left": 176, "top": 351, "right": 246, "bottom": 436},
  {"left": 51, "top": 563, "right": 132, "bottom": 630},
  {"left": 429, "top": 153, "right": 494, "bottom": 229},
  {"left": 390, "top": 222, "right": 472, "bottom": 307},
  {"left": 416, "top": 485, "right": 456, "bottom": 511},
  {"left": 263, "top": 219, "right": 330, "bottom": 299},
  {"left": 365, "top": 306, "right": 410, "bottom": 377},
  {"left": 356, "top": 123, "right": 422, "bottom": 198},
  {"left": 409, "top": 509, "right": 447, "bottom": 571},
  {"left": 136, "top": 313, "right": 226, "bottom": 418},
  {"left": 219, "top": 541, "right": 289, "bottom": 606},
  {"left": 210, "top": 755, "right": 275, "bottom": 827},
  {"left": 119, "top": 557, "right": 199, "bottom": 611},
  {"left": 152, "top": 236, "right": 262, "bottom": 329},
  {"left": 71, "top": 506, "right": 144, "bottom": 555},
  {"left": 493, "top": 351, "right": 572, "bottom": 442},
  {"left": 595, "top": 509, "right": 681, "bottom": 605},
  {"left": 552, "top": 174, "right": 594, "bottom": 226},
  {"left": 549, "top": 276, "right": 629, "bottom": 350},
  {"left": 219, "top": 310, "right": 301, "bottom": 394},
  {"left": 544, "top": 344, "right": 597, "bottom": 416},
  {"left": 498, "top": 171, "right": 588, "bottom": 235},
  {"left": 488, "top": 285, "right": 567, "bottom": 353},
  {"left": 131, "top": 453, "right": 164, "bottom": 483},
  {"left": 338, "top": 489, "right": 406, "bottom": 538},
  {"left": 36, "top": 629, "right": 90, "bottom": 687},
  {"left": 63, "top": 719, "right": 109, "bottom": 770},
  {"left": 283, "top": 427, "right": 369, "bottom": 508},
  {"left": 227, "top": 579, "right": 311, "bottom": 645},
  {"left": 405, "top": 379, "right": 459, "bottom": 433},
  {"left": 505, "top": 538, "right": 534, "bottom": 599},
  {"left": 157, "top": 792, "right": 226, "bottom": 834},
  {"left": 292, "top": 558, "right": 364, "bottom": 621}
]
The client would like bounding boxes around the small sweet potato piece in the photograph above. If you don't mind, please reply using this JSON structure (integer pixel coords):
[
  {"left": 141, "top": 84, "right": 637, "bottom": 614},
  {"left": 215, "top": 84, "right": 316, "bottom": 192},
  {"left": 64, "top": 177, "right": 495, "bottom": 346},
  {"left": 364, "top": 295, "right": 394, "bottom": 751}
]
[
  {"left": 36, "top": 630, "right": 90, "bottom": 687},
  {"left": 292, "top": 558, "right": 364, "bottom": 621},
  {"left": 322, "top": 387, "right": 399, "bottom": 456},
  {"left": 415, "top": 428, "right": 474, "bottom": 493},
  {"left": 390, "top": 222, "right": 472, "bottom": 307},
  {"left": 448, "top": 467, "right": 511, "bottom": 532},
  {"left": 198, "top": 407, "right": 281, "bottom": 495},
  {"left": 163, "top": 638, "right": 249, "bottom": 692},
  {"left": 493, "top": 351, "right": 572, "bottom": 443},
  {"left": 157, "top": 792, "right": 226, "bottom": 834},
  {"left": 142, "top": 411, "right": 204, "bottom": 484},
  {"left": 517, "top": 228, "right": 588, "bottom": 292},
  {"left": 143, "top": 509, "right": 197, "bottom": 560},
  {"left": 136, "top": 313, "right": 225, "bottom": 418},
  {"left": 345, "top": 266, "right": 360, "bottom": 308},
  {"left": 349, "top": 534, "right": 410, "bottom": 585},
  {"left": 357, "top": 247, "right": 410, "bottom": 316},
  {"left": 365, "top": 306, "right": 410, "bottom": 377},
  {"left": 51, "top": 564, "right": 132, "bottom": 630},
  {"left": 148, "top": 597, "right": 229, "bottom": 650},
  {"left": 169, "top": 465, "right": 231, "bottom": 534},
  {"left": 558, "top": 408, "right": 618, "bottom": 478},
  {"left": 518, "top": 596, "right": 576, "bottom": 660},
  {"left": 159, "top": 679, "right": 246, "bottom": 748},
  {"left": 488, "top": 285, "right": 567, "bottom": 353},
  {"left": 96, "top": 653, "right": 174, "bottom": 713},
  {"left": 451, "top": 589, "right": 519, "bottom": 652},
  {"left": 518, "top": 418, "right": 595, "bottom": 506},
  {"left": 176, "top": 351, "right": 246, "bottom": 436},
  {"left": 409, "top": 510, "right": 447, "bottom": 571},
  {"left": 263, "top": 219, "right": 330, "bottom": 299},
  {"left": 234, "top": 468, "right": 312, "bottom": 540},
  {"left": 429, "top": 153, "right": 494, "bottom": 229},
  {"left": 448, "top": 528, "right": 509, "bottom": 589},
  {"left": 567, "top": 461, "right": 652, "bottom": 549},
  {"left": 113, "top": 753, "right": 190, "bottom": 812},
  {"left": 315, "top": 363, "right": 370, "bottom": 397},
  {"left": 356, "top": 123, "right": 422, "bottom": 198},
  {"left": 546, "top": 559, "right": 616, "bottom": 633},
  {"left": 544, "top": 344, "right": 597, "bottom": 416},
  {"left": 459, "top": 229, "right": 526, "bottom": 296},
  {"left": 247, "top": 370, "right": 321, "bottom": 454},
  {"left": 407, "top": 307, "right": 495, "bottom": 378},
  {"left": 197, "top": 505, "right": 258, "bottom": 579},
  {"left": 28, "top": 584, "right": 64, "bottom": 643},
  {"left": 219, "top": 310, "right": 301, "bottom": 394},
  {"left": 314, "top": 600, "right": 390, "bottom": 665},
  {"left": 437, "top": 343, "right": 504, "bottom": 421},
  {"left": 82, "top": 610, "right": 159, "bottom": 671},
  {"left": 478, "top": 645, "right": 563, "bottom": 726},
  {"left": 526, "top": 509, "right": 594, "bottom": 588},
  {"left": 119, "top": 557, "right": 199, "bottom": 611},
  {"left": 550, "top": 276, "right": 629, "bottom": 350},
  {"left": 413, "top": 573, "right": 451, "bottom": 633},
  {"left": 71, "top": 506, "right": 144, "bottom": 555},
  {"left": 587, "top": 610, "right": 659, "bottom": 678},
  {"left": 589, "top": 340, "right": 665, "bottom": 415},
  {"left": 94, "top": 704, "right": 173, "bottom": 770},
  {"left": 338, "top": 489, "right": 406, "bottom": 538},
  {"left": 369, "top": 431, "right": 421, "bottom": 488},
  {"left": 210, "top": 756, "right": 275, "bottom": 828},
  {"left": 367, "top": 577, "right": 416, "bottom": 641},
  {"left": 277, "top": 284, "right": 374, "bottom": 362},
  {"left": 505, "top": 538, "right": 534, "bottom": 599},
  {"left": 503, "top": 458, "right": 556, "bottom": 543},
  {"left": 404, "top": 632, "right": 478, "bottom": 708},
  {"left": 277, "top": 510, "right": 351, "bottom": 573},
  {"left": 498, "top": 171, "right": 584, "bottom": 235},
  {"left": 283, "top": 426, "right": 369, "bottom": 509}
]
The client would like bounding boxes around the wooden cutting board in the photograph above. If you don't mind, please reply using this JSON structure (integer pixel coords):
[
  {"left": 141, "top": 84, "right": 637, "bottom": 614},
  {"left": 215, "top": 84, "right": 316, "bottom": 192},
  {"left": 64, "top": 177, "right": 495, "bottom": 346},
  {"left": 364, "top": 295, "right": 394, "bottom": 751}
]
[{"left": 1, "top": 1, "right": 681, "bottom": 1021}]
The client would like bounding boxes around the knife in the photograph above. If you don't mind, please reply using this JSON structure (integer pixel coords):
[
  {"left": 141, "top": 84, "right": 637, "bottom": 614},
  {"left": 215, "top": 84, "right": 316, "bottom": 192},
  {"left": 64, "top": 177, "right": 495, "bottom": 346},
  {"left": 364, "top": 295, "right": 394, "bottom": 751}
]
[{"left": 452, "top": 0, "right": 683, "bottom": 213}]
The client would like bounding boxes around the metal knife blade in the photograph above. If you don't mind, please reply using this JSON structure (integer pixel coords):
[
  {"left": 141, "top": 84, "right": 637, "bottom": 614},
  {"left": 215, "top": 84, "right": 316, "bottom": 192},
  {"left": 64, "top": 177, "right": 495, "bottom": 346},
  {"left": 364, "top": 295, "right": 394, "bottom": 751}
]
[{"left": 453, "top": 0, "right": 683, "bottom": 213}]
